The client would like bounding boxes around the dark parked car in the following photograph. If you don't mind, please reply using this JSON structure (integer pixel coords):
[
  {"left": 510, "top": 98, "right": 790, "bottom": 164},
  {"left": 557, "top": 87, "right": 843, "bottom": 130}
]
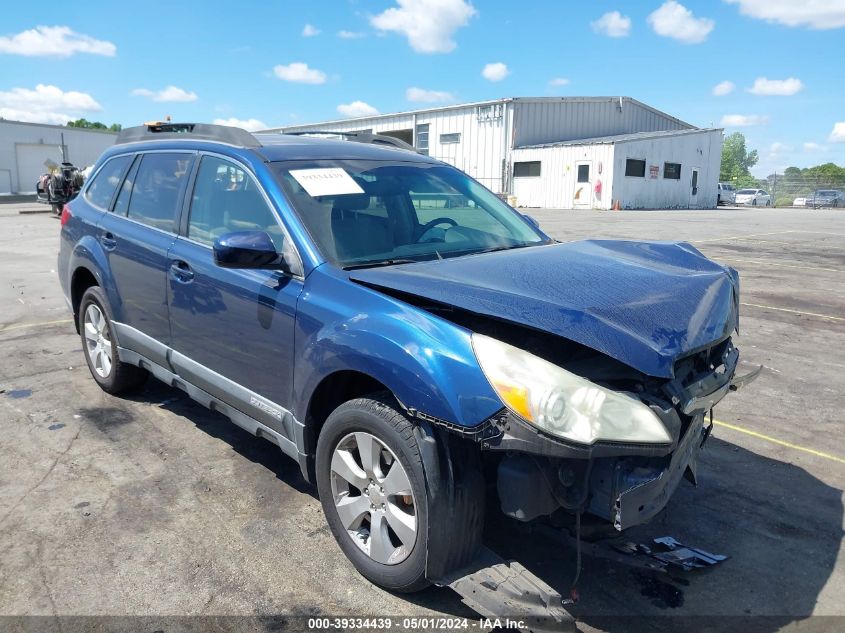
[
  {"left": 808, "top": 189, "right": 845, "bottom": 208},
  {"left": 58, "top": 122, "right": 757, "bottom": 592}
]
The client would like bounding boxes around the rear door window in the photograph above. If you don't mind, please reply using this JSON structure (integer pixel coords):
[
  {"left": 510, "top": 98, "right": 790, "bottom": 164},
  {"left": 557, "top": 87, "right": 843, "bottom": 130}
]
[
  {"left": 126, "top": 153, "right": 193, "bottom": 232},
  {"left": 85, "top": 155, "right": 133, "bottom": 210}
]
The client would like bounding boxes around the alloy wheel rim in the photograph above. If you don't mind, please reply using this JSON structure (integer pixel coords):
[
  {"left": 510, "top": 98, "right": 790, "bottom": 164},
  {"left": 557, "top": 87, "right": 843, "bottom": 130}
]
[
  {"left": 83, "top": 304, "right": 113, "bottom": 378},
  {"left": 329, "top": 431, "right": 417, "bottom": 565}
]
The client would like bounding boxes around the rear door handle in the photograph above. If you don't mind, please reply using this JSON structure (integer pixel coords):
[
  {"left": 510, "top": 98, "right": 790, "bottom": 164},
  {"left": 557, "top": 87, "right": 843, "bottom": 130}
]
[
  {"left": 169, "top": 260, "right": 195, "bottom": 283},
  {"left": 100, "top": 231, "right": 117, "bottom": 251}
]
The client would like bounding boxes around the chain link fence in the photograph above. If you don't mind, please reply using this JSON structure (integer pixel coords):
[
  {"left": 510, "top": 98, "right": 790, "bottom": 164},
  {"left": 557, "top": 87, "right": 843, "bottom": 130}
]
[{"left": 764, "top": 173, "right": 845, "bottom": 208}]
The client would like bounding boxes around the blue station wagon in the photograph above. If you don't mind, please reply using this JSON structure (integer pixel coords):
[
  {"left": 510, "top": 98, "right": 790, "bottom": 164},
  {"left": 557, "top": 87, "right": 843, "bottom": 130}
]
[{"left": 58, "top": 123, "right": 757, "bottom": 593}]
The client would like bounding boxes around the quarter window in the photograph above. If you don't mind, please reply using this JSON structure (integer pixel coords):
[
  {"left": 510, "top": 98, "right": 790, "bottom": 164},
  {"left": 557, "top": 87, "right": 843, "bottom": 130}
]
[
  {"left": 625, "top": 159, "right": 646, "bottom": 178},
  {"left": 126, "top": 153, "right": 192, "bottom": 231},
  {"left": 514, "top": 161, "right": 541, "bottom": 178},
  {"left": 187, "top": 156, "right": 284, "bottom": 250},
  {"left": 663, "top": 162, "right": 682, "bottom": 180},
  {"left": 85, "top": 155, "right": 132, "bottom": 209}
]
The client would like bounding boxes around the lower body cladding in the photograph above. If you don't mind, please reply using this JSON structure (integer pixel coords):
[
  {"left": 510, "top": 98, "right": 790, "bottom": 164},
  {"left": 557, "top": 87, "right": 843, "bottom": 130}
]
[{"left": 495, "top": 413, "right": 707, "bottom": 531}]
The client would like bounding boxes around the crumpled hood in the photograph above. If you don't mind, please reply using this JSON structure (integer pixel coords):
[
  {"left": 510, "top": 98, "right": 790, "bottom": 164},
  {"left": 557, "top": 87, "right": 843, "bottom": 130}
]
[{"left": 349, "top": 241, "right": 739, "bottom": 378}]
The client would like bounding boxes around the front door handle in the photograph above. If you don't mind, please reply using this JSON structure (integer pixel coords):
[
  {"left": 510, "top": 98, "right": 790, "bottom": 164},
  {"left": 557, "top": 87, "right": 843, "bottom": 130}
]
[
  {"left": 169, "top": 260, "right": 195, "bottom": 283},
  {"left": 100, "top": 231, "right": 117, "bottom": 251}
]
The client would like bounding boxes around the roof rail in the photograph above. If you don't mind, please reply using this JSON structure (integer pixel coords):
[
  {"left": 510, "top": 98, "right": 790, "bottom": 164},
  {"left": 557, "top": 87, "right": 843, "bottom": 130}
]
[
  {"left": 284, "top": 130, "right": 418, "bottom": 153},
  {"left": 116, "top": 122, "right": 261, "bottom": 148}
]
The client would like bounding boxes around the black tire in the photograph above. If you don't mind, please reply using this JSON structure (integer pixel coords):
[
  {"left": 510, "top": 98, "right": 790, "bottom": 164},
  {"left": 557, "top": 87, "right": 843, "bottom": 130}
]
[
  {"left": 316, "top": 394, "right": 431, "bottom": 592},
  {"left": 78, "top": 286, "right": 148, "bottom": 394},
  {"left": 766, "top": 200, "right": 771, "bottom": 207},
  {"left": 752, "top": 199, "right": 757, "bottom": 206}
]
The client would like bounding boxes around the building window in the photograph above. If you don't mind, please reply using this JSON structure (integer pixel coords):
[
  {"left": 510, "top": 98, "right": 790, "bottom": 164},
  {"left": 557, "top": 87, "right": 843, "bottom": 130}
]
[
  {"left": 663, "top": 162, "right": 682, "bottom": 180},
  {"left": 577, "top": 164, "right": 590, "bottom": 183},
  {"left": 439, "top": 132, "right": 461, "bottom": 144},
  {"left": 625, "top": 159, "right": 646, "bottom": 178},
  {"left": 415, "top": 123, "right": 429, "bottom": 155},
  {"left": 514, "top": 161, "right": 541, "bottom": 178}
]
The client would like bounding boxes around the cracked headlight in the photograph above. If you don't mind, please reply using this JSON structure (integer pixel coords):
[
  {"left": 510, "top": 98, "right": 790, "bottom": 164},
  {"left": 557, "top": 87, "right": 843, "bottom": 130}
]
[{"left": 472, "top": 334, "right": 671, "bottom": 445}]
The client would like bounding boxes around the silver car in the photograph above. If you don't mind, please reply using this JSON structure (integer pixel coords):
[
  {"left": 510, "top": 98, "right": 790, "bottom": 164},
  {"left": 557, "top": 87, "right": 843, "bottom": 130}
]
[{"left": 735, "top": 188, "right": 772, "bottom": 206}]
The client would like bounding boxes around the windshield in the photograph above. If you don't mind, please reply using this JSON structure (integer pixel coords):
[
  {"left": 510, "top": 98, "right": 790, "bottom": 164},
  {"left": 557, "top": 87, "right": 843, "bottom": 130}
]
[{"left": 273, "top": 159, "right": 548, "bottom": 268}]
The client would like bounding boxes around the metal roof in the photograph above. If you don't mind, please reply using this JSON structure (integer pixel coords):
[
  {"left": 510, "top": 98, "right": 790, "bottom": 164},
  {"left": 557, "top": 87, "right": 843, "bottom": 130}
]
[
  {"left": 263, "top": 96, "right": 694, "bottom": 132},
  {"left": 515, "top": 127, "right": 723, "bottom": 150}
]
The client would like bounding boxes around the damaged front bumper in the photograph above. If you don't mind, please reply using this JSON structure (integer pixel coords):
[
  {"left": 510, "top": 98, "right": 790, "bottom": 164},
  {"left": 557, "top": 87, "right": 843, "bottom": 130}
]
[{"left": 483, "top": 355, "right": 762, "bottom": 531}]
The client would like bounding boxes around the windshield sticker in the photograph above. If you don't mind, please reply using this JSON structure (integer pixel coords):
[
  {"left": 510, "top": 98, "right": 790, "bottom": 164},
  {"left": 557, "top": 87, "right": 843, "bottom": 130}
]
[{"left": 290, "top": 168, "right": 365, "bottom": 197}]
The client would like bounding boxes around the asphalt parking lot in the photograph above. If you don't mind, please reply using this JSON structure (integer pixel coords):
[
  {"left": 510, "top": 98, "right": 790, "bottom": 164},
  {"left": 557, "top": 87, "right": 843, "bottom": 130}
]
[{"left": 1, "top": 202, "right": 843, "bottom": 632}]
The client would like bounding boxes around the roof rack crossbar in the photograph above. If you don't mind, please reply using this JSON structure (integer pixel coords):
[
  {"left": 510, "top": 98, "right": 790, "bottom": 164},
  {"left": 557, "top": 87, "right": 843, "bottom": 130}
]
[
  {"left": 284, "top": 130, "right": 418, "bottom": 152},
  {"left": 116, "top": 123, "right": 261, "bottom": 148}
]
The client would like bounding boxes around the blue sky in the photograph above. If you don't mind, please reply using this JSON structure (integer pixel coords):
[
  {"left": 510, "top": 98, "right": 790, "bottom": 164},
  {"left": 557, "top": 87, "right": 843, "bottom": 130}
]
[{"left": 1, "top": 0, "right": 843, "bottom": 176}]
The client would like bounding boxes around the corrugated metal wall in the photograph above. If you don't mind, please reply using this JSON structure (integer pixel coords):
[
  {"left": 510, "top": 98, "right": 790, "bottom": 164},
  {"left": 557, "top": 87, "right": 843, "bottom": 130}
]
[
  {"left": 0, "top": 121, "right": 116, "bottom": 194},
  {"left": 511, "top": 144, "right": 615, "bottom": 209},
  {"left": 610, "top": 130, "right": 723, "bottom": 209},
  {"left": 513, "top": 98, "right": 691, "bottom": 147},
  {"left": 270, "top": 98, "right": 701, "bottom": 200},
  {"left": 275, "top": 105, "right": 509, "bottom": 192}
]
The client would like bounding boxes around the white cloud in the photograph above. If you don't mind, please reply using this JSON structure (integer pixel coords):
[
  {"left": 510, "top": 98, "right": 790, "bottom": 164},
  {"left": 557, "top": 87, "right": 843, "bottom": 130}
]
[
  {"left": 273, "top": 62, "right": 327, "bottom": 84},
  {"left": 0, "top": 25, "right": 116, "bottom": 57},
  {"left": 406, "top": 87, "right": 454, "bottom": 103},
  {"left": 370, "top": 0, "right": 476, "bottom": 53},
  {"left": 591, "top": 11, "right": 631, "bottom": 37},
  {"left": 747, "top": 77, "right": 803, "bottom": 96},
  {"left": 338, "top": 30, "right": 365, "bottom": 39},
  {"left": 481, "top": 62, "right": 509, "bottom": 82},
  {"left": 720, "top": 114, "right": 770, "bottom": 127},
  {"left": 131, "top": 86, "right": 198, "bottom": 103},
  {"left": 0, "top": 83, "right": 101, "bottom": 125},
  {"left": 648, "top": 1, "right": 715, "bottom": 44},
  {"left": 712, "top": 80, "right": 735, "bottom": 96},
  {"left": 213, "top": 117, "right": 268, "bottom": 132},
  {"left": 766, "top": 142, "right": 792, "bottom": 159},
  {"left": 724, "top": 0, "right": 845, "bottom": 30},
  {"left": 830, "top": 122, "right": 845, "bottom": 143},
  {"left": 549, "top": 78, "right": 570, "bottom": 87},
  {"left": 302, "top": 24, "right": 320, "bottom": 37},
  {"left": 803, "top": 142, "right": 825, "bottom": 152},
  {"left": 337, "top": 101, "right": 379, "bottom": 118}
]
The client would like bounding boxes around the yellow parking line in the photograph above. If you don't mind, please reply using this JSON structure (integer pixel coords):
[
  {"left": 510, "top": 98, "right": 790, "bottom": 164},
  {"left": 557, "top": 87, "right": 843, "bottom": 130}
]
[
  {"left": 713, "top": 419, "right": 845, "bottom": 465},
  {"left": 0, "top": 318, "right": 73, "bottom": 333},
  {"left": 740, "top": 302, "right": 845, "bottom": 322}
]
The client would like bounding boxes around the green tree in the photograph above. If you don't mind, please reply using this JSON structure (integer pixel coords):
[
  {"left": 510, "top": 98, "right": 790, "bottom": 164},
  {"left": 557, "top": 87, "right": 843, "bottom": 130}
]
[
  {"left": 66, "top": 118, "right": 121, "bottom": 131},
  {"left": 720, "top": 132, "right": 759, "bottom": 187}
]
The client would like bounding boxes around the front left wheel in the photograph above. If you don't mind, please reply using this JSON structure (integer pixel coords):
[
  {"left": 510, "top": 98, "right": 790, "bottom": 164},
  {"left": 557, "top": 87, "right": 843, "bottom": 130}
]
[{"left": 316, "top": 395, "right": 431, "bottom": 592}]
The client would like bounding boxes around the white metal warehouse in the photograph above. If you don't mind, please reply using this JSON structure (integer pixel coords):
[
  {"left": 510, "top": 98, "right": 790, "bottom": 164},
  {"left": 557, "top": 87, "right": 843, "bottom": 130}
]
[
  {"left": 267, "top": 97, "right": 722, "bottom": 210},
  {"left": 511, "top": 128, "right": 723, "bottom": 210},
  {"left": 0, "top": 120, "right": 116, "bottom": 195}
]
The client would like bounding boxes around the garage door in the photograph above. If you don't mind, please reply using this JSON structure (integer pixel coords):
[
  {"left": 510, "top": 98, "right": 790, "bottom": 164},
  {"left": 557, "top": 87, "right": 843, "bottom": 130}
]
[{"left": 15, "top": 143, "right": 65, "bottom": 193}]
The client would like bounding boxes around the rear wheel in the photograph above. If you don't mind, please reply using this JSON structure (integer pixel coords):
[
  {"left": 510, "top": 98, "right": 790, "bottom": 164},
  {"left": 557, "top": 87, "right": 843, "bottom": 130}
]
[
  {"left": 316, "top": 395, "right": 433, "bottom": 592},
  {"left": 78, "top": 286, "right": 148, "bottom": 394}
]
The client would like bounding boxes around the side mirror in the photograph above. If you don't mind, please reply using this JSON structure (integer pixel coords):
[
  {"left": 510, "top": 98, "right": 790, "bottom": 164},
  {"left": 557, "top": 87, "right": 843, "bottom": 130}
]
[
  {"left": 213, "top": 231, "right": 290, "bottom": 271},
  {"left": 522, "top": 214, "right": 540, "bottom": 229}
]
